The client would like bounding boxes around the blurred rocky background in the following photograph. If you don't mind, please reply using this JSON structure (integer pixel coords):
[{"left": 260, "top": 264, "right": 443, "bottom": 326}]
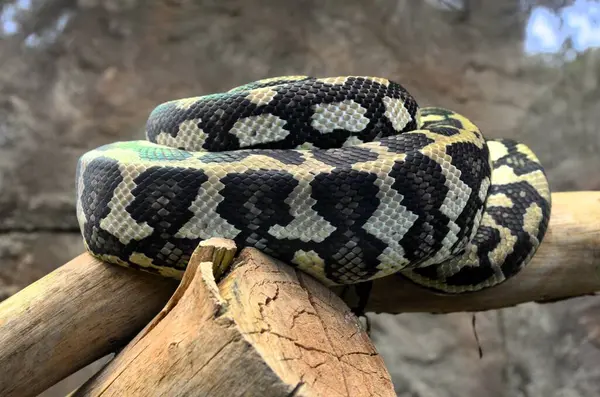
[{"left": 0, "top": 0, "right": 599, "bottom": 395}]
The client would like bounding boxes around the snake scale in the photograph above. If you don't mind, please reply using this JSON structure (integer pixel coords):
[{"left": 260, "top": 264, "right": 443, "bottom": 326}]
[{"left": 76, "top": 76, "right": 551, "bottom": 293}]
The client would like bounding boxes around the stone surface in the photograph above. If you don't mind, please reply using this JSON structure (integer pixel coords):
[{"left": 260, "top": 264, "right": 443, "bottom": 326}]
[{"left": 0, "top": 1, "right": 598, "bottom": 396}]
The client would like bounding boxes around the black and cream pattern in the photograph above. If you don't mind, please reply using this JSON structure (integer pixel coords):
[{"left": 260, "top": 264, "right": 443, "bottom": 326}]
[{"left": 75, "top": 76, "right": 551, "bottom": 292}]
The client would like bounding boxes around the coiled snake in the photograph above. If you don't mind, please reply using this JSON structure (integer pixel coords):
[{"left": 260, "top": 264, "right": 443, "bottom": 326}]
[{"left": 76, "top": 76, "right": 551, "bottom": 293}]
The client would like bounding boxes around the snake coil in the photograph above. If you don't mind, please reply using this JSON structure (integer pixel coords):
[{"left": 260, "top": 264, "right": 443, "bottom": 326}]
[{"left": 76, "top": 76, "right": 551, "bottom": 293}]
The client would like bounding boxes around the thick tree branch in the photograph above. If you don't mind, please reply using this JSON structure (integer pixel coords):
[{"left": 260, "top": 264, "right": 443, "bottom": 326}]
[
  {"left": 0, "top": 191, "right": 597, "bottom": 396},
  {"left": 0, "top": 252, "right": 178, "bottom": 397},
  {"left": 72, "top": 238, "right": 394, "bottom": 396},
  {"left": 337, "top": 191, "right": 600, "bottom": 313}
]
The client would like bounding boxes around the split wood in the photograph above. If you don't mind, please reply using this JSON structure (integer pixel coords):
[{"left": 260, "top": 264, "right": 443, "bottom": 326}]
[{"left": 0, "top": 191, "right": 598, "bottom": 396}]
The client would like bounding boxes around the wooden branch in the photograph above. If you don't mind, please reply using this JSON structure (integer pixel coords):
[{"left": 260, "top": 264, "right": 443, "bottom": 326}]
[
  {"left": 0, "top": 254, "right": 178, "bottom": 397},
  {"left": 0, "top": 191, "right": 598, "bottom": 396},
  {"left": 336, "top": 191, "right": 600, "bottom": 314},
  {"left": 73, "top": 238, "right": 394, "bottom": 396}
]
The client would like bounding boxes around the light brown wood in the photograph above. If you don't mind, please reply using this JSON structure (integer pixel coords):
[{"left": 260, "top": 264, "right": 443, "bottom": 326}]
[
  {"left": 337, "top": 191, "right": 600, "bottom": 313},
  {"left": 0, "top": 253, "right": 178, "bottom": 397},
  {"left": 219, "top": 249, "right": 394, "bottom": 396},
  {"left": 0, "top": 191, "right": 598, "bottom": 396},
  {"left": 73, "top": 238, "right": 394, "bottom": 397}
]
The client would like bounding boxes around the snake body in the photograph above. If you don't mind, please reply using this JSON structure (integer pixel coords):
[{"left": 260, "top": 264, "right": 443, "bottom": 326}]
[{"left": 76, "top": 76, "right": 551, "bottom": 292}]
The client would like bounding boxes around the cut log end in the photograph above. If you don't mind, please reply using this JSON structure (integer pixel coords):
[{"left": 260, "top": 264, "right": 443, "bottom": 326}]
[
  {"left": 1, "top": 191, "right": 598, "bottom": 396},
  {"left": 73, "top": 240, "right": 395, "bottom": 397}
]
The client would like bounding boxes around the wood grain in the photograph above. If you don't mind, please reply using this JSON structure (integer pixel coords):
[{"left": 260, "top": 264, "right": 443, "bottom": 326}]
[
  {"left": 0, "top": 191, "right": 598, "bottom": 396},
  {"left": 73, "top": 238, "right": 393, "bottom": 396},
  {"left": 337, "top": 191, "right": 600, "bottom": 313},
  {"left": 0, "top": 253, "right": 178, "bottom": 397}
]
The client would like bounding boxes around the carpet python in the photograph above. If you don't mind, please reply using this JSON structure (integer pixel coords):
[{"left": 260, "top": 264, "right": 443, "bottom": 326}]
[{"left": 76, "top": 76, "right": 551, "bottom": 293}]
